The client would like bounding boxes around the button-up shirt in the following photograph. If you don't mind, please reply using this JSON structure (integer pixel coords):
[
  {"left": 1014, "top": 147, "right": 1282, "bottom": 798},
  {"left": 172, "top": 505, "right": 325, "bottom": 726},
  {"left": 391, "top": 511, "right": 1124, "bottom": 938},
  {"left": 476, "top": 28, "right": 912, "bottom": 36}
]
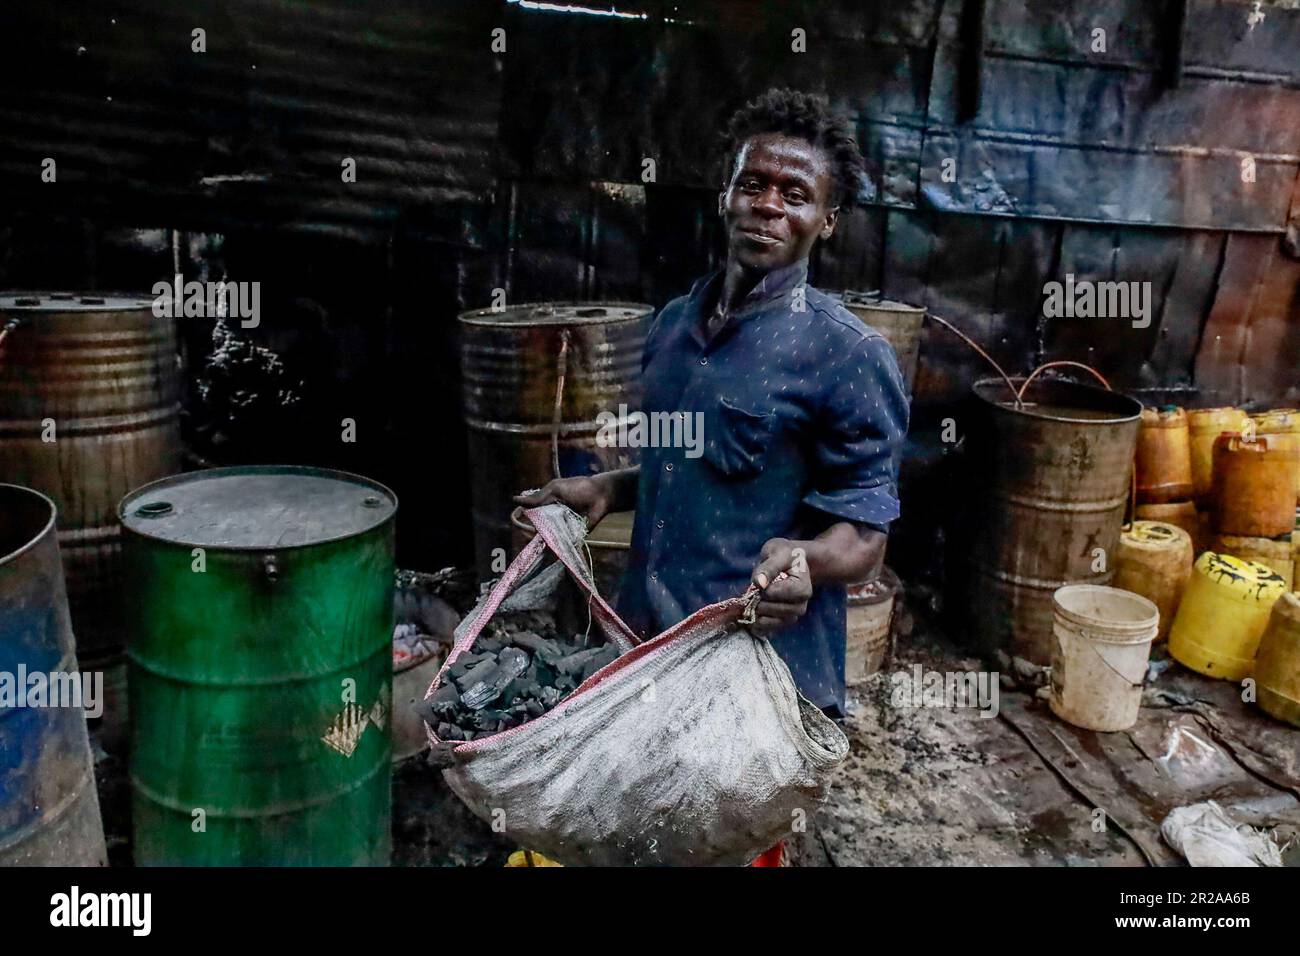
[{"left": 615, "top": 259, "right": 910, "bottom": 716}]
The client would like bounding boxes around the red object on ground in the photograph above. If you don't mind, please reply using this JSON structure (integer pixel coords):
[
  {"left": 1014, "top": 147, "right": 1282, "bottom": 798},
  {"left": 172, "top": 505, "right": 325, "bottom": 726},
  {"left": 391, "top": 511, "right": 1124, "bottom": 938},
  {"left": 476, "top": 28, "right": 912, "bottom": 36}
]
[{"left": 749, "top": 843, "right": 784, "bottom": 867}]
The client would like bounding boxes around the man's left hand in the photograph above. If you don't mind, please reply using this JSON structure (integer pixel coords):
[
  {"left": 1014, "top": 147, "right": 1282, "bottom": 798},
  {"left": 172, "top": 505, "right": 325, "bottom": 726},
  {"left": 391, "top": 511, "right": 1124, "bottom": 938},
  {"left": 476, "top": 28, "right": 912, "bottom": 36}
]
[{"left": 749, "top": 538, "right": 813, "bottom": 638}]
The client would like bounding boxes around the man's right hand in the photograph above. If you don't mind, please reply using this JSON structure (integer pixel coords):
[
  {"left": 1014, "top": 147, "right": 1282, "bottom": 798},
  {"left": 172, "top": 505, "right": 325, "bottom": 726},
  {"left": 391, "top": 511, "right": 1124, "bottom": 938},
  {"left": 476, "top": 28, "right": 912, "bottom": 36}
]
[{"left": 513, "top": 475, "right": 613, "bottom": 529}]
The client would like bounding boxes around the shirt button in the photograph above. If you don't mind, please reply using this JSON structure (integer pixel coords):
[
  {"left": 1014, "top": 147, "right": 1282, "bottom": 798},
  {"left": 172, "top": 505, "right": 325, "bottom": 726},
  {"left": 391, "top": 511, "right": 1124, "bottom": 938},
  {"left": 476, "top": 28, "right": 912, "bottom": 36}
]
[
  {"left": 700, "top": 357, "right": 708, "bottom": 365},
  {"left": 656, "top": 519, "right": 665, "bottom": 529},
  {"left": 665, "top": 462, "right": 673, "bottom": 472},
  {"left": 650, "top": 571, "right": 658, "bottom": 581}
]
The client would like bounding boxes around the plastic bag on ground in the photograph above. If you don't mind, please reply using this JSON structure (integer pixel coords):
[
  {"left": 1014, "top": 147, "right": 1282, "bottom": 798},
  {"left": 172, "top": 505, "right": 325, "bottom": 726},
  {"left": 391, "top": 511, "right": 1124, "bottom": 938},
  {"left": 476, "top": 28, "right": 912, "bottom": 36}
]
[
  {"left": 425, "top": 503, "right": 849, "bottom": 866},
  {"left": 1161, "top": 800, "right": 1284, "bottom": 867}
]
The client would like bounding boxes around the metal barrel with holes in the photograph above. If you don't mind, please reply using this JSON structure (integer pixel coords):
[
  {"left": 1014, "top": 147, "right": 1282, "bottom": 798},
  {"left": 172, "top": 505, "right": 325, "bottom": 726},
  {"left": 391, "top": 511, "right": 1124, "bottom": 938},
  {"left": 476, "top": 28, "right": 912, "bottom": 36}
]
[
  {"left": 120, "top": 466, "right": 396, "bottom": 865},
  {"left": 0, "top": 293, "right": 181, "bottom": 682},
  {"left": 458, "top": 302, "right": 650, "bottom": 580},
  {"left": 0, "top": 483, "right": 109, "bottom": 866}
]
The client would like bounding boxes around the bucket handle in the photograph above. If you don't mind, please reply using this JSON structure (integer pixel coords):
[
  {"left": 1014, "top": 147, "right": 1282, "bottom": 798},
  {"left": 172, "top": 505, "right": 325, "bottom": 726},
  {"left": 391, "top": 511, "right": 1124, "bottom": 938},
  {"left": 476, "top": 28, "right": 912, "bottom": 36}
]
[
  {"left": 1016, "top": 361, "right": 1112, "bottom": 404},
  {"left": 923, "top": 312, "right": 1019, "bottom": 403},
  {"left": 1014, "top": 362, "right": 1133, "bottom": 528},
  {"left": 923, "top": 314, "right": 1112, "bottom": 411}
]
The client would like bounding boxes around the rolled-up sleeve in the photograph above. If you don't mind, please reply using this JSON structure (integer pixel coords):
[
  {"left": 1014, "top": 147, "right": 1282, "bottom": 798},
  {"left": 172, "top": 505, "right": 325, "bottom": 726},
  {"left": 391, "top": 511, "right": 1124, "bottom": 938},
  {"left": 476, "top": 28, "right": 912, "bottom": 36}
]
[{"left": 801, "top": 334, "right": 910, "bottom": 528}]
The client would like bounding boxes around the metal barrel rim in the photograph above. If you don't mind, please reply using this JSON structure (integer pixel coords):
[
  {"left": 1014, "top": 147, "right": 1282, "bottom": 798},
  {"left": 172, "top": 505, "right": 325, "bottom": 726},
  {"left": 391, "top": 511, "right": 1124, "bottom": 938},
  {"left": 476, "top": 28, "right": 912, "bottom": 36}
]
[
  {"left": 0, "top": 291, "right": 157, "bottom": 312},
  {"left": 458, "top": 300, "right": 653, "bottom": 327},
  {"left": 0, "top": 483, "right": 57, "bottom": 567},
  {"left": 118, "top": 464, "right": 399, "bottom": 552},
  {"left": 973, "top": 375, "right": 1143, "bottom": 424}
]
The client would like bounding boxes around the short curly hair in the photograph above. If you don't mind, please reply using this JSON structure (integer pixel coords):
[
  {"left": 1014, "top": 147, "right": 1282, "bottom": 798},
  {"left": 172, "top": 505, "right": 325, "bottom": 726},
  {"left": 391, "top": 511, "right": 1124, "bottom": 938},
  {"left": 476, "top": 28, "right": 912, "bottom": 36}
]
[{"left": 721, "top": 88, "right": 867, "bottom": 209}]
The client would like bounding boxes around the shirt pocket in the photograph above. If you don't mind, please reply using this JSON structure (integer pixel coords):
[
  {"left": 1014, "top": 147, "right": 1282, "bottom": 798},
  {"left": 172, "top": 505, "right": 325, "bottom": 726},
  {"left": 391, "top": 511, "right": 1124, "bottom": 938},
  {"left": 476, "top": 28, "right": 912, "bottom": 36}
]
[{"left": 701, "top": 397, "right": 776, "bottom": 478}]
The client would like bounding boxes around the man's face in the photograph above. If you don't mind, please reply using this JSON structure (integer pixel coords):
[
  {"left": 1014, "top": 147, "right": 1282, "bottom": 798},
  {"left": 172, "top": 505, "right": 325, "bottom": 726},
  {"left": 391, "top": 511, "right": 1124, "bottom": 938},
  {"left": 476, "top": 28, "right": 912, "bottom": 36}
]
[{"left": 720, "top": 133, "right": 839, "bottom": 273}]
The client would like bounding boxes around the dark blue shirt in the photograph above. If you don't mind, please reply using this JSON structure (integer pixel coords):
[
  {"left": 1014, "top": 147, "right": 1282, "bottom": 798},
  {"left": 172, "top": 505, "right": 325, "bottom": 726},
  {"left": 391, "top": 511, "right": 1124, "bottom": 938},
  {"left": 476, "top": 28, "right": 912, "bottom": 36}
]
[{"left": 615, "top": 259, "right": 910, "bottom": 716}]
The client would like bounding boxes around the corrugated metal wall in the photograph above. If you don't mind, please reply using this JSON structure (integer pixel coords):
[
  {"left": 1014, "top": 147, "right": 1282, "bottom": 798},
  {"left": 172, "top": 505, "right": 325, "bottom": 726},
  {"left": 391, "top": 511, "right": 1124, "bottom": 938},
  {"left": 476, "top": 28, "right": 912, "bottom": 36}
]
[{"left": 1, "top": 0, "right": 1298, "bottom": 567}]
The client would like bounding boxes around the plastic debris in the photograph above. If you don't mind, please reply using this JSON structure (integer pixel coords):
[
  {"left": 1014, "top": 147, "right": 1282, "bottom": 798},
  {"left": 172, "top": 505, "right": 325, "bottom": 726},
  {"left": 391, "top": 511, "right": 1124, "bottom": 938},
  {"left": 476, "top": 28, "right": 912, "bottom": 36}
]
[{"left": 1160, "top": 801, "right": 1284, "bottom": 867}]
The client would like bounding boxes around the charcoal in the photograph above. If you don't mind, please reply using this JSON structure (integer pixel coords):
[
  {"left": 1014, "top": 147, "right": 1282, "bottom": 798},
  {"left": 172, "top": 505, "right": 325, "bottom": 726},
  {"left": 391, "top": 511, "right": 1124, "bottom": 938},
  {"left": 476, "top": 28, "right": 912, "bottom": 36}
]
[
  {"left": 430, "top": 682, "right": 460, "bottom": 705},
  {"left": 453, "top": 657, "right": 499, "bottom": 692},
  {"left": 412, "top": 698, "right": 438, "bottom": 726},
  {"left": 427, "top": 742, "right": 458, "bottom": 768},
  {"left": 461, "top": 647, "right": 530, "bottom": 710},
  {"left": 499, "top": 677, "right": 529, "bottom": 705},
  {"left": 527, "top": 659, "right": 557, "bottom": 690},
  {"left": 580, "top": 645, "right": 619, "bottom": 681},
  {"left": 475, "top": 639, "right": 506, "bottom": 656},
  {"left": 512, "top": 631, "right": 563, "bottom": 663},
  {"left": 448, "top": 652, "right": 490, "bottom": 679},
  {"left": 555, "top": 646, "right": 606, "bottom": 675},
  {"left": 419, "top": 698, "right": 458, "bottom": 724},
  {"left": 419, "top": 607, "right": 623, "bottom": 742}
]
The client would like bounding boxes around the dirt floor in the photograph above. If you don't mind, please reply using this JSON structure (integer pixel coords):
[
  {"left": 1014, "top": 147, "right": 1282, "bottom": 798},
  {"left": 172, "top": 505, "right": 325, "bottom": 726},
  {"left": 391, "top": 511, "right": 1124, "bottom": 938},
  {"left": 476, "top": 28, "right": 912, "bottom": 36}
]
[
  {"left": 786, "top": 599, "right": 1300, "bottom": 867},
  {"left": 91, "top": 590, "right": 1300, "bottom": 867}
]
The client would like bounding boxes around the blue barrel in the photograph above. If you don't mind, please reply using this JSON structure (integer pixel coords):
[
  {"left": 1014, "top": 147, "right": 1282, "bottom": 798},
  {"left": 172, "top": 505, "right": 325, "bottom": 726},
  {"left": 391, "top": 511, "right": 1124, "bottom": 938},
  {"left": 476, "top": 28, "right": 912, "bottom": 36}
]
[{"left": 0, "top": 483, "right": 107, "bottom": 865}]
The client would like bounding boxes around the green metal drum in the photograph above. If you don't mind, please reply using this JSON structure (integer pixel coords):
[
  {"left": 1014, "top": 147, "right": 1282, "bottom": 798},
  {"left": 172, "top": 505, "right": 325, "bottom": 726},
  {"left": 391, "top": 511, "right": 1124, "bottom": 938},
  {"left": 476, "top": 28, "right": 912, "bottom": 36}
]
[{"left": 120, "top": 466, "right": 396, "bottom": 865}]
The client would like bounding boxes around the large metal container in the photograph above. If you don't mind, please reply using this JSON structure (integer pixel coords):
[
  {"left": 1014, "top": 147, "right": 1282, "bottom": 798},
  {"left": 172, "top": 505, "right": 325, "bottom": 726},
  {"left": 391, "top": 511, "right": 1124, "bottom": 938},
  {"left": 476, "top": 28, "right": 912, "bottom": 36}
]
[
  {"left": 120, "top": 466, "right": 396, "bottom": 866},
  {"left": 0, "top": 483, "right": 108, "bottom": 866},
  {"left": 964, "top": 378, "right": 1142, "bottom": 664},
  {"left": 459, "top": 302, "right": 650, "bottom": 579},
  {"left": 0, "top": 292, "right": 181, "bottom": 669},
  {"left": 830, "top": 292, "right": 925, "bottom": 394}
]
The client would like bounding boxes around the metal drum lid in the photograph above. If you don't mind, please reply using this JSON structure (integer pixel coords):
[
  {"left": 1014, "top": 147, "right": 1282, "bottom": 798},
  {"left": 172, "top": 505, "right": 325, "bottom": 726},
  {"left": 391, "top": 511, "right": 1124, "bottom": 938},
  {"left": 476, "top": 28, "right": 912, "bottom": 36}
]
[
  {"left": 119, "top": 465, "right": 397, "bottom": 550},
  {"left": 0, "top": 292, "right": 155, "bottom": 312},
  {"left": 457, "top": 301, "right": 651, "bottom": 327}
]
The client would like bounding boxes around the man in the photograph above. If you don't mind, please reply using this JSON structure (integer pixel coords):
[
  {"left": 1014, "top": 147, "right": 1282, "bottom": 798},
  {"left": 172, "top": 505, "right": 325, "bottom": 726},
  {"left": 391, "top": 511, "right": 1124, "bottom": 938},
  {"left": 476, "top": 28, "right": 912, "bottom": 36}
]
[{"left": 515, "top": 88, "right": 909, "bottom": 720}]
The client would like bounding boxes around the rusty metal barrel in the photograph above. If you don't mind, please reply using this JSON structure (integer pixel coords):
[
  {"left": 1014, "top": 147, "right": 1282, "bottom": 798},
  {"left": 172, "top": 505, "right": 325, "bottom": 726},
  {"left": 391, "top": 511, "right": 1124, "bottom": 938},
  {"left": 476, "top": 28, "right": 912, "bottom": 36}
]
[
  {"left": 0, "top": 293, "right": 181, "bottom": 671},
  {"left": 458, "top": 302, "right": 650, "bottom": 579},
  {"left": 964, "top": 377, "right": 1143, "bottom": 664},
  {"left": 0, "top": 483, "right": 108, "bottom": 866},
  {"left": 831, "top": 292, "right": 925, "bottom": 394}
]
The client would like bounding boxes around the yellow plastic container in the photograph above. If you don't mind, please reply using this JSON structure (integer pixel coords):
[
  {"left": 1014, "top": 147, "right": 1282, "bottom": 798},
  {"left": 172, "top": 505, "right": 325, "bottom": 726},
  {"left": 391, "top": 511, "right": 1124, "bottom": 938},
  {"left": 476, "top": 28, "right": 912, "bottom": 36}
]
[
  {"left": 1135, "top": 406, "right": 1193, "bottom": 504},
  {"left": 1135, "top": 501, "right": 1200, "bottom": 552},
  {"left": 1255, "top": 592, "right": 1300, "bottom": 728},
  {"left": 1251, "top": 409, "right": 1300, "bottom": 503},
  {"left": 1189, "top": 407, "right": 1247, "bottom": 504},
  {"left": 1114, "top": 521, "right": 1194, "bottom": 642},
  {"left": 505, "top": 849, "right": 562, "bottom": 867},
  {"left": 1168, "top": 552, "right": 1288, "bottom": 681},
  {"left": 1211, "top": 433, "right": 1297, "bottom": 537},
  {"left": 1208, "top": 532, "right": 1294, "bottom": 585}
]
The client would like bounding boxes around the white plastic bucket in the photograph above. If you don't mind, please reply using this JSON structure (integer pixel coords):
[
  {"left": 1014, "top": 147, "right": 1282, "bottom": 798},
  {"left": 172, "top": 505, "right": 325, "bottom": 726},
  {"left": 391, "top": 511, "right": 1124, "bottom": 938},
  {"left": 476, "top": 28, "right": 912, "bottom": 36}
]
[
  {"left": 845, "top": 567, "right": 899, "bottom": 684},
  {"left": 1050, "top": 584, "right": 1159, "bottom": 732}
]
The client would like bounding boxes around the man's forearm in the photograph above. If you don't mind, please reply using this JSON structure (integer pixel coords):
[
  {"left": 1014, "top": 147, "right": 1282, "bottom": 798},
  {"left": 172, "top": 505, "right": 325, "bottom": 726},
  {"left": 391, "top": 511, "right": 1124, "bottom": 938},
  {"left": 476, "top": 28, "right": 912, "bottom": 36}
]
[
  {"left": 595, "top": 465, "right": 640, "bottom": 513},
  {"left": 798, "top": 522, "right": 886, "bottom": 585}
]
